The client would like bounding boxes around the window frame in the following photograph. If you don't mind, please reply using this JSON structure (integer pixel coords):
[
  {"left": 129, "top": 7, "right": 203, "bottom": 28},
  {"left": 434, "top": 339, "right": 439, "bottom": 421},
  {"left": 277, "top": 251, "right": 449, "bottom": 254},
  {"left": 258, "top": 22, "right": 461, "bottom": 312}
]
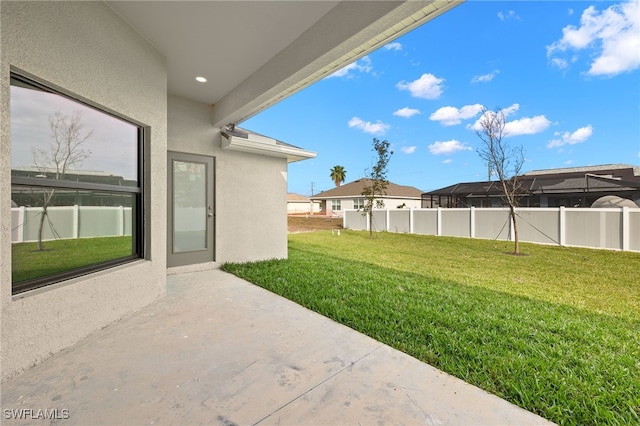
[
  {"left": 353, "top": 198, "right": 365, "bottom": 210},
  {"left": 331, "top": 199, "right": 342, "bottom": 211},
  {"left": 10, "top": 71, "right": 146, "bottom": 295}
]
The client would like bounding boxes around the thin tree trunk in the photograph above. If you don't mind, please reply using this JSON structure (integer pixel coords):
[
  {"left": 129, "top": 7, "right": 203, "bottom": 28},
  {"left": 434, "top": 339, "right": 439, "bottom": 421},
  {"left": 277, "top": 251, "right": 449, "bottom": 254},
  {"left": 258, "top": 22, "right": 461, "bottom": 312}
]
[
  {"left": 510, "top": 205, "right": 519, "bottom": 254},
  {"left": 37, "top": 206, "right": 47, "bottom": 251}
]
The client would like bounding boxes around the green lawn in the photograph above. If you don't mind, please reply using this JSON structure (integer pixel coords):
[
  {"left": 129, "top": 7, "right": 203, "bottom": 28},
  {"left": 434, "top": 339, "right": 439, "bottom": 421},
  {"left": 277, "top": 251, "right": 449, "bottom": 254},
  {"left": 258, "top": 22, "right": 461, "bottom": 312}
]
[
  {"left": 222, "top": 231, "right": 640, "bottom": 425},
  {"left": 12, "top": 236, "right": 134, "bottom": 283}
]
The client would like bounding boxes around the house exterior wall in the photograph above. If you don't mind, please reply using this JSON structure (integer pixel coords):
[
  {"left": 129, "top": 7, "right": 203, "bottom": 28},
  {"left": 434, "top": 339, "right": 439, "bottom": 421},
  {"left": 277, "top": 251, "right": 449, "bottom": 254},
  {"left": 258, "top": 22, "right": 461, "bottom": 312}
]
[
  {"left": 287, "top": 201, "right": 320, "bottom": 214},
  {"left": 319, "top": 197, "right": 421, "bottom": 215},
  {"left": 1, "top": 1, "right": 167, "bottom": 381},
  {"left": 167, "top": 95, "right": 288, "bottom": 263}
]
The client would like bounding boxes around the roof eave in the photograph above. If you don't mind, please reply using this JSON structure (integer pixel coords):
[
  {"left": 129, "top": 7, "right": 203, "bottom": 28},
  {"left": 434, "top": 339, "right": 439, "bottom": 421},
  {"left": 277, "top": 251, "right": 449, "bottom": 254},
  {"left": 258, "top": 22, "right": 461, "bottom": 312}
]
[{"left": 221, "top": 131, "right": 317, "bottom": 163}]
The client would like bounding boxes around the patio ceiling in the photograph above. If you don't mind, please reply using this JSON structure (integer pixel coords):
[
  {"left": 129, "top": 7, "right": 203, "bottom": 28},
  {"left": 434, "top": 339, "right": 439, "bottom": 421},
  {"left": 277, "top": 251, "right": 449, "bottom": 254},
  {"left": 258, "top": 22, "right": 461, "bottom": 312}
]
[{"left": 106, "top": 1, "right": 461, "bottom": 127}]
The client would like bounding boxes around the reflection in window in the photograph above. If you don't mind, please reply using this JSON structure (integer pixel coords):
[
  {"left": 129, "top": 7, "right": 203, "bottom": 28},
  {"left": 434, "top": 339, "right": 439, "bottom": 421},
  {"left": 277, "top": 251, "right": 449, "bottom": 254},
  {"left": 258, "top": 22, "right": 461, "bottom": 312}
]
[
  {"left": 172, "top": 160, "right": 207, "bottom": 253},
  {"left": 10, "top": 72, "right": 143, "bottom": 294}
]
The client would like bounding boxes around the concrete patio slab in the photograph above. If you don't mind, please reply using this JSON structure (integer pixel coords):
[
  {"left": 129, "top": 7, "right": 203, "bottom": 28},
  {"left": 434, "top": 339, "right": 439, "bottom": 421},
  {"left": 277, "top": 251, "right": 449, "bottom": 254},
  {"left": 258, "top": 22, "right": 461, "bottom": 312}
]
[{"left": 1, "top": 269, "right": 553, "bottom": 425}]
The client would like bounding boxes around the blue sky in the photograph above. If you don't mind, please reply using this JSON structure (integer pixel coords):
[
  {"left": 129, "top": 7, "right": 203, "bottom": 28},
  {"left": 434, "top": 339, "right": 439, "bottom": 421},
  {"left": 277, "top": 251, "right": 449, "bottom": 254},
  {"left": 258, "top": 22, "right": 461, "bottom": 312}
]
[{"left": 242, "top": 1, "right": 640, "bottom": 196}]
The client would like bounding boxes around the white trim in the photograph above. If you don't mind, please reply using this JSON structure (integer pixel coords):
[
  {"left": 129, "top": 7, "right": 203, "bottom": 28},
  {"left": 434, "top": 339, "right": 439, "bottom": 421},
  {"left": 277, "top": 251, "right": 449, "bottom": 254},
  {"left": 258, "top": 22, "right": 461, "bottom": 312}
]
[{"left": 221, "top": 132, "right": 316, "bottom": 163}]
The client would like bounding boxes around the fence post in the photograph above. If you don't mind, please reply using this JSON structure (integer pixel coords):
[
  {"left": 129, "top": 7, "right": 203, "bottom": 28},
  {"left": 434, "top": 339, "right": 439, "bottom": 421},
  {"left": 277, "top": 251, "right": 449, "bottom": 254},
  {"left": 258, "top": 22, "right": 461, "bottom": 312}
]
[
  {"left": 386, "top": 209, "right": 390, "bottom": 232},
  {"left": 622, "top": 207, "right": 629, "bottom": 251},
  {"left": 436, "top": 207, "right": 442, "bottom": 236},
  {"left": 73, "top": 205, "right": 79, "bottom": 239},
  {"left": 559, "top": 206, "right": 566, "bottom": 246},
  {"left": 366, "top": 212, "right": 370, "bottom": 233},
  {"left": 508, "top": 209, "right": 514, "bottom": 241},
  {"left": 470, "top": 206, "right": 475, "bottom": 238}
]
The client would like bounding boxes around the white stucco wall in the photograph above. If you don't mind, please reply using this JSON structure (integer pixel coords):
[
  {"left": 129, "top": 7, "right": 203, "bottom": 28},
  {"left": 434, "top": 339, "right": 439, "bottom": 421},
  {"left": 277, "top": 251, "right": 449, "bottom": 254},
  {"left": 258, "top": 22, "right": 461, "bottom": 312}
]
[
  {"left": 287, "top": 201, "right": 321, "bottom": 214},
  {"left": 320, "top": 197, "right": 422, "bottom": 214},
  {"left": 168, "top": 95, "right": 288, "bottom": 263},
  {"left": 1, "top": 2, "right": 167, "bottom": 381}
]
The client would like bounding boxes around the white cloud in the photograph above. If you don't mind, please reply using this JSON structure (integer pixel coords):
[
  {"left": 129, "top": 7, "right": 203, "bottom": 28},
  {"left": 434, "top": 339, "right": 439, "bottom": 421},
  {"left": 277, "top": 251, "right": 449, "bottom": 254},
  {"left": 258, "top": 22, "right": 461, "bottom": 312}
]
[
  {"left": 504, "top": 115, "right": 552, "bottom": 136},
  {"left": 400, "top": 146, "right": 417, "bottom": 154},
  {"left": 393, "top": 107, "right": 421, "bottom": 118},
  {"left": 327, "top": 56, "right": 373, "bottom": 78},
  {"left": 547, "top": 125, "right": 593, "bottom": 148},
  {"left": 547, "top": 1, "right": 640, "bottom": 76},
  {"left": 396, "top": 73, "right": 444, "bottom": 99},
  {"left": 348, "top": 116, "right": 390, "bottom": 135},
  {"left": 498, "top": 10, "right": 520, "bottom": 21},
  {"left": 565, "top": 160, "right": 574, "bottom": 165},
  {"left": 471, "top": 70, "right": 500, "bottom": 83},
  {"left": 384, "top": 42, "right": 402, "bottom": 51},
  {"left": 442, "top": 159, "right": 453, "bottom": 164},
  {"left": 430, "top": 104, "right": 483, "bottom": 126},
  {"left": 501, "top": 104, "right": 520, "bottom": 117},
  {"left": 550, "top": 58, "right": 569, "bottom": 70},
  {"left": 428, "top": 140, "right": 472, "bottom": 155},
  {"left": 468, "top": 104, "right": 551, "bottom": 136}
]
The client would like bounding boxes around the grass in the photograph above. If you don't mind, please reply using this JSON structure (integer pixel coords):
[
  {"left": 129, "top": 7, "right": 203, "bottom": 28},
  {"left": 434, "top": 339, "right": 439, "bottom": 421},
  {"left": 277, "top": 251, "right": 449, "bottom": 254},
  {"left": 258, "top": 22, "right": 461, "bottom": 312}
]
[
  {"left": 12, "top": 236, "right": 133, "bottom": 283},
  {"left": 222, "top": 231, "right": 640, "bottom": 425}
]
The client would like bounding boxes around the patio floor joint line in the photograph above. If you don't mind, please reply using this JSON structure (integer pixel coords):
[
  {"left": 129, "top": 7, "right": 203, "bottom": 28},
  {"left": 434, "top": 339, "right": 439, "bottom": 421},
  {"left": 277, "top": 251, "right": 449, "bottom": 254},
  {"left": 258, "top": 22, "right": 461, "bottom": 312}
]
[{"left": 251, "top": 344, "right": 384, "bottom": 425}]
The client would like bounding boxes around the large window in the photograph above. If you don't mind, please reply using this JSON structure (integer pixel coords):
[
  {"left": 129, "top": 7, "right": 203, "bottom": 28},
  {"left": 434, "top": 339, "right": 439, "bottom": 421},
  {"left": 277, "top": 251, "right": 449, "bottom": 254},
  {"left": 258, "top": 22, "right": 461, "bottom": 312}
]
[
  {"left": 353, "top": 198, "right": 365, "bottom": 210},
  {"left": 10, "top": 72, "right": 144, "bottom": 294}
]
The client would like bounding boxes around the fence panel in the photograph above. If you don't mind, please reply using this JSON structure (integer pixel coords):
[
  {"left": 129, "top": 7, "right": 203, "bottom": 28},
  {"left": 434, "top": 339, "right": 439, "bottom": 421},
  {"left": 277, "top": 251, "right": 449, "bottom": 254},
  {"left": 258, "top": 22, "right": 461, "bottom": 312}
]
[
  {"left": 388, "top": 210, "right": 410, "bottom": 233},
  {"left": 12, "top": 206, "right": 131, "bottom": 243},
  {"left": 371, "top": 210, "right": 387, "bottom": 232},
  {"left": 11, "top": 208, "right": 22, "bottom": 242},
  {"left": 565, "top": 209, "right": 622, "bottom": 250},
  {"left": 413, "top": 209, "right": 438, "bottom": 235},
  {"left": 22, "top": 207, "right": 75, "bottom": 241},
  {"left": 79, "top": 207, "right": 122, "bottom": 238},
  {"left": 343, "top": 207, "right": 638, "bottom": 252},
  {"left": 517, "top": 209, "right": 560, "bottom": 245},
  {"left": 630, "top": 210, "right": 640, "bottom": 252},
  {"left": 475, "top": 209, "right": 511, "bottom": 240},
  {"left": 344, "top": 210, "right": 367, "bottom": 230},
  {"left": 441, "top": 209, "right": 471, "bottom": 238},
  {"left": 603, "top": 210, "right": 622, "bottom": 250}
]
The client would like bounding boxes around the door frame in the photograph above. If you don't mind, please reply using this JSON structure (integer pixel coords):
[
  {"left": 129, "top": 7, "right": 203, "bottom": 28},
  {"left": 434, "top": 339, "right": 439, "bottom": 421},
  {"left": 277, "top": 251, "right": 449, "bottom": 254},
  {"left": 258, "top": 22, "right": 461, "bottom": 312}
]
[{"left": 167, "top": 151, "right": 215, "bottom": 267}]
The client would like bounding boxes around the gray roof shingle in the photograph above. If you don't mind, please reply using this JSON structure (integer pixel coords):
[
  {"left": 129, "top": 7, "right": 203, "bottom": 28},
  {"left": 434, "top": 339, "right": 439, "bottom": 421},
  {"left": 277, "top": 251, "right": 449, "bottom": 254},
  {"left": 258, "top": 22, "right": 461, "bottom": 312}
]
[{"left": 312, "top": 179, "right": 423, "bottom": 199}]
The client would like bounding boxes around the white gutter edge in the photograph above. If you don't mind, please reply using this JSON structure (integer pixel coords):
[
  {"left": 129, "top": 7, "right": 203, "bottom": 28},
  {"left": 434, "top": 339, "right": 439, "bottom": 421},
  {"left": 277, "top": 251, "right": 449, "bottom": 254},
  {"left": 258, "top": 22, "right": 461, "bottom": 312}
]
[{"left": 221, "top": 132, "right": 317, "bottom": 163}]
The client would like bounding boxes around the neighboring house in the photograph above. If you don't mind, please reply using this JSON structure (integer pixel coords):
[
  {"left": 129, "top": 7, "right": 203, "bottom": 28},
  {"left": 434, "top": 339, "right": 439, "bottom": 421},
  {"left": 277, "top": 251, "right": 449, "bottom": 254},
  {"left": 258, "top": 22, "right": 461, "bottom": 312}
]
[
  {"left": 1, "top": 1, "right": 460, "bottom": 381},
  {"left": 287, "top": 193, "right": 320, "bottom": 215},
  {"left": 312, "top": 179, "right": 424, "bottom": 216},
  {"left": 422, "top": 164, "right": 640, "bottom": 208}
]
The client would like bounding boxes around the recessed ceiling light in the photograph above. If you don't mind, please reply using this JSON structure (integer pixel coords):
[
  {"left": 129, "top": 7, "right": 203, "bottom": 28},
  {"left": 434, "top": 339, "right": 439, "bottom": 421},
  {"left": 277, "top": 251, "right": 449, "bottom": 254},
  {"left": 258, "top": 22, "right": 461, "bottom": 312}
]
[{"left": 195, "top": 76, "right": 207, "bottom": 83}]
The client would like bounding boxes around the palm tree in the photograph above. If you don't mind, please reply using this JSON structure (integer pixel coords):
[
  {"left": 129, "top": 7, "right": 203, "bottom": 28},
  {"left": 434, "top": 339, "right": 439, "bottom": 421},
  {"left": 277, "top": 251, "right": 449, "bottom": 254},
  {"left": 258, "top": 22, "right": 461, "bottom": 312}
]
[{"left": 329, "top": 165, "right": 346, "bottom": 187}]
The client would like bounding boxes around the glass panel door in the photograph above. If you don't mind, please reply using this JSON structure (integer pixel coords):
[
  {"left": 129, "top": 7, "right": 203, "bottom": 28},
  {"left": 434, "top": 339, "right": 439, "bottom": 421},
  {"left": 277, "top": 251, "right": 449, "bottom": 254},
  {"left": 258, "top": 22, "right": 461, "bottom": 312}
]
[
  {"left": 167, "top": 152, "right": 214, "bottom": 267},
  {"left": 173, "top": 160, "right": 207, "bottom": 252}
]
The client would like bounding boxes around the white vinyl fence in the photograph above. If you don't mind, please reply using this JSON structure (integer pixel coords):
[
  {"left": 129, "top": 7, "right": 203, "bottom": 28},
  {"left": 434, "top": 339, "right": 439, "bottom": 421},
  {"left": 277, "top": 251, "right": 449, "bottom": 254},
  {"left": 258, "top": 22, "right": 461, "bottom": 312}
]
[
  {"left": 344, "top": 207, "right": 640, "bottom": 252},
  {"left": 11, "top": 206, "right": 132, "bottom": 243}
]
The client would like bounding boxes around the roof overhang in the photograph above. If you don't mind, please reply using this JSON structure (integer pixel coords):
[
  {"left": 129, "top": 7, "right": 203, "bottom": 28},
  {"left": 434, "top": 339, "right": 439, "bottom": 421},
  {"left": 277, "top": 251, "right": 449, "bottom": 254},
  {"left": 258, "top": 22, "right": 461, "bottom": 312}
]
[
  {"left": 107, "top": 1, "right": 463, "bottom": 126},
  {"left": 221, "top": 128, "right": 317, "bottom": 163}
]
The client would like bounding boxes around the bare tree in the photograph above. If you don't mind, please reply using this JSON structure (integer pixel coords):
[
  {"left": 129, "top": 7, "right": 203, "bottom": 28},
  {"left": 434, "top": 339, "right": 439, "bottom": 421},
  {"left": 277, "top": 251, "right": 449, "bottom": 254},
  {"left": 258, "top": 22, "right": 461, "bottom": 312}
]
[
  {"left": 475, "top": 107, "right": 525, "bottom": 255},
  {"left": 32, "top": 111, "right": 92, "bottom": 250},
  {"left": 361, "top": 138, "right": 392, "bottom": 239}
]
